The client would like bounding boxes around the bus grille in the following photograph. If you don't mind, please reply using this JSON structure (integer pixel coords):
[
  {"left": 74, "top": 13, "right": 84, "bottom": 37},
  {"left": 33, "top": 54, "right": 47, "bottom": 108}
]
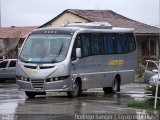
[{"left": 31, "top": 79, "right": 44, "bottom": 89}]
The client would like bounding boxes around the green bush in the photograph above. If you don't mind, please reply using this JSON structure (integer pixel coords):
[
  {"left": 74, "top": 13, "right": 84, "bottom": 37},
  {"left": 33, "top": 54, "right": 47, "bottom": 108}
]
[{"left": 136, "top": 64, "right": 145, "bottom": 78}]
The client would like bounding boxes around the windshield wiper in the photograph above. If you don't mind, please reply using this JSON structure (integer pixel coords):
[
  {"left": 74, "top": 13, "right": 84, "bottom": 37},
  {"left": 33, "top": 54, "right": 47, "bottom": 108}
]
[
  {"left": 52, "top": 43, "right": 64, "bottom": 63},
  {"left": 58, "top": 43, "right": 64, "bottom": 56}
]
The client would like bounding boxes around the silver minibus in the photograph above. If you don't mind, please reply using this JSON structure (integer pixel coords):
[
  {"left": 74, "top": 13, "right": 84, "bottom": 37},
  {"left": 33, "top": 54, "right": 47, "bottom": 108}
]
[{"left": 16, "top": 22, "right": 137, "bottom": 98}]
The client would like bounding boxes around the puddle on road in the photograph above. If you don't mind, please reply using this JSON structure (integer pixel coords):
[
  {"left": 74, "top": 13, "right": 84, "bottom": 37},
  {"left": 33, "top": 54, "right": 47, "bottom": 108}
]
[
  {"left": 0, "top": 83, "right": 156, "bottom": 117},
  {"left": 0, "top": 102, "right": 17, "bottom": 114}
]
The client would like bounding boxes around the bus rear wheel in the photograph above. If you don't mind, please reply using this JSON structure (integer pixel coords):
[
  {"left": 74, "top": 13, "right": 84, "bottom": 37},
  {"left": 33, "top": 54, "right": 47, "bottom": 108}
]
[
  {"left": 112, "top": 77, "right": 120, "bottom": 92},
  {"left": 67, "top": 81, "right": 81, "bottom": 97},
  {"left": 25, "top": 91, "right": 36, "bottom": 98},
  {"left": 0, "top": 79, "right": 6, "bottom": 83},
  {"left": 103, "top": 87, "right": 113, "bottom": 93},
  {"left": 103, "top": 77, "right": 120, "bottom": 94}
]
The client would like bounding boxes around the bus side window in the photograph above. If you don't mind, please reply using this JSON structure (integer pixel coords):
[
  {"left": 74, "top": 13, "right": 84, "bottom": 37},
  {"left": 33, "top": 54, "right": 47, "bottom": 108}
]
[
  {"left": 71, "top": 35, "right": 81, "bottom": 60},
  {"left": 104, "top": 34, "right": 115, "bottom": 54},
  {"left": 116, "top": 34, "right": 128, "bottom": 54},
  {"left": 90, "top": 34, "right": 98, "bottom": 55},
  {"left": 98, "top": 34, "right": 104, "bottom": 54},
  {"left": 90, "top": 33, "right": 104, "bottom": 55},
  {"left": 81, "top": 34, "right": 91, "bottom": 57},
  {"left": 126, "top": 33, "right": 136, "bottom": 52}
]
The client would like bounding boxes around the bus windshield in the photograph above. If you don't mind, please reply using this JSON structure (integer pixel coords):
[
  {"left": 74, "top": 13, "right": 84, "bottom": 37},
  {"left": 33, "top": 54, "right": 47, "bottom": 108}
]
[{"left": 19, "top": 34, "right": 72, "bottom": 63}]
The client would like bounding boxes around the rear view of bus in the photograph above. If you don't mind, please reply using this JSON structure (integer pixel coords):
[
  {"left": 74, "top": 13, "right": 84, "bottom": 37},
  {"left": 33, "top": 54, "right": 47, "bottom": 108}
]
[{"left": 16, "top": 22, "right": 137, "bottom": 98}]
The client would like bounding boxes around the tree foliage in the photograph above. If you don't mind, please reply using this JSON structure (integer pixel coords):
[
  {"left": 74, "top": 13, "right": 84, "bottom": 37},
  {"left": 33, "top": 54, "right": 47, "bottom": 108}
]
[{"left": 0, "top": 31, "right": 21, "bottom": 59}]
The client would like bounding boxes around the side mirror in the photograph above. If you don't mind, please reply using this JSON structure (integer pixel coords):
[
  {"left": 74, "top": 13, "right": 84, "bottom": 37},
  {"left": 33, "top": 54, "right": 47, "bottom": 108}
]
[
  {"left": 152, "top": 69, "right": 158, "bottom": 73},
  {"left": 72, "top": 48, "right": 81, "bottom": 65},
  {"left": 76, "top": 48, "right": 81, "bottom": 58}
]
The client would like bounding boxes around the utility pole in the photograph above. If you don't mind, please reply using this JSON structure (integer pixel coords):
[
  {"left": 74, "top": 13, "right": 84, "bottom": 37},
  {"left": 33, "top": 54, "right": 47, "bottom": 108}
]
[{"left": 155, "top": 2, "right": 160, "bottom": 110}]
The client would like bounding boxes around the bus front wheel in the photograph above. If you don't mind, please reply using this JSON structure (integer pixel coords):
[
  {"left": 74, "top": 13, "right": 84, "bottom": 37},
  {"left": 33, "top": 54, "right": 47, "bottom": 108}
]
[
  {"left": 25, "top": 91, "right": 36, "bottom": 98},
  {"left": 67, "top": 81, "right": 81, "bottom": 97}
]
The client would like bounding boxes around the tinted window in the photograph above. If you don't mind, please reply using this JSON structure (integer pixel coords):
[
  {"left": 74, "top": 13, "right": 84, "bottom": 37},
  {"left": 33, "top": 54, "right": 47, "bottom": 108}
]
[
  {"left": 81, "top": 34, "right": 91, "bottom": 57},
  {"left": 104, "top": 34, "right": 115, "bottom": 54},
  {"left": 73, "top": 33, "right": 135, "bottom": 57},
  {"left": 90, "top": 34, "right": 104, "bottom": 55},
  {"left": 98, "top": 34, "right": 104, "bottom": 54},
  {"left": 9, "top": 60, "right": 16, "bottom": 67},
  {"left": 0, "top": 61, "right": 8, "bottom": 68},
  {"left": 116, "top": 34, "right": 128, "bottom": 53},
  {"left": 126, "top": 33, "right": 136, "bottom": 51}
]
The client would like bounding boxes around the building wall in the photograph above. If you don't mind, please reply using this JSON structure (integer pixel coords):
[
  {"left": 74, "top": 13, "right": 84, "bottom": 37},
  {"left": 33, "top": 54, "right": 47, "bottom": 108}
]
[
  {"left": 136, "top": 36, "right": 159, "bottom": 59},
  {"left": 44, "top": 12, "right": 88, "bottom": 27}
]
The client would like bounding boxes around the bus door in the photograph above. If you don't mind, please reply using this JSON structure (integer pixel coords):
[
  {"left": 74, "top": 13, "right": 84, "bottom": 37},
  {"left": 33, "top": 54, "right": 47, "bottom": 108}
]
[{"left": 71, "top": 33, "right": 99, "bottom": 89}]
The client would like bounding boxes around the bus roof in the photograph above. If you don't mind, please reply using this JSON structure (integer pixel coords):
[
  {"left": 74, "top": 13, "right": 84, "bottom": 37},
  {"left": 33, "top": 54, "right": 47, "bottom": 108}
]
[
  {"left": 63, "top": 22, "right": 134, "bottom": 32},
  {"left": 31, "top": 27, "right": 79, "bottom": 35},
  {"left": 31, "top": 22, "right": 135, "bottom": 34}
]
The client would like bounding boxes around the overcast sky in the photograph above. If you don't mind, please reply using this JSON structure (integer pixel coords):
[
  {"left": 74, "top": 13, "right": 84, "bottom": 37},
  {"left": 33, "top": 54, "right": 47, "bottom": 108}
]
[{"left": 0, "top": 0, "right": 159, "bottom": 27}]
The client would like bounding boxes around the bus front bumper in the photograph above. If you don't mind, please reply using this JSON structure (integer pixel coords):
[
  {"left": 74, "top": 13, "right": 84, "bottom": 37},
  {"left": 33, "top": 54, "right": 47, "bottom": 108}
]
[{"left": 16, "top": 79, "right": 73, "bottom": 92}]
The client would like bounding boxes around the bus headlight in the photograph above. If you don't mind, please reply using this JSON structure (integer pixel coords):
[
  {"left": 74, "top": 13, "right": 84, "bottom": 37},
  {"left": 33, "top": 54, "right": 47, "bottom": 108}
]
[
  {"left": 16, "top": 75, "right": 22, "bottom": 80},
  {"left": 46, "top": 75, "right": 70, "bottom": 82},
  {"left": 16, "top": 75, "right": 30, "bottom": 82}
]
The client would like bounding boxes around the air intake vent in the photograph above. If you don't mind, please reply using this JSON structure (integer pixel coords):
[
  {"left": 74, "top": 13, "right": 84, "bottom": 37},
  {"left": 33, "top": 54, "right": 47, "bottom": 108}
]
[
  {"left": 31, "top": 79, "right": 44, "bottom": 89},
  {"left": 24, "top": 65, "right": 54, "bottom": 69},
  {"left": 39, "top": 66, "right": 54, "bottom": 69},
  {"left": 24, "top": 65, "right": 37, "bottom": 69}
]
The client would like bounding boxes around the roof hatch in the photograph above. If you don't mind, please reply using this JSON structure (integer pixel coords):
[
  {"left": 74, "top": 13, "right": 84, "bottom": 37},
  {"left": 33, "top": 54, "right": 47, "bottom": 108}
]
[{"left": 63, "top": 22, "right": 112, "bottom": 29}]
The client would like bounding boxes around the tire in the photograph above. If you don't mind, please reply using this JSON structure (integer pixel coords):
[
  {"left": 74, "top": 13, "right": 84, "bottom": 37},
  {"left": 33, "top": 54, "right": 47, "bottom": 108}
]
[
  {"left": 0, "top": 79, "right": 6, "bottom": 83},
  {"left": 112, "top": 77, "right": 120, "bottom": 93},
  {"left": 36, "top": 92, "right": 46, "bottom": 95},
  {"left": 103, "top": 77, "right": 120, "bottom": 94},
  {"left": 25, "top": 91, "right": 36, "bottom": 98},
  {"left": 67, "top": 81, "right": 81, "bottom": 97},
  {"left": 103, "top": 87, "right": 113, "bottom": 94}
]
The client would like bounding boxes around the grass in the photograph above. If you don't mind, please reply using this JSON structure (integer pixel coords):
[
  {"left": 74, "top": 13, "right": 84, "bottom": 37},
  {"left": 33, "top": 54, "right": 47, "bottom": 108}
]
[
  {"left": 128, "top": 99, "right": 160, "bottom": 111},
  {"left": 136, "top": 64, "right": 145, "bottom": 78}
]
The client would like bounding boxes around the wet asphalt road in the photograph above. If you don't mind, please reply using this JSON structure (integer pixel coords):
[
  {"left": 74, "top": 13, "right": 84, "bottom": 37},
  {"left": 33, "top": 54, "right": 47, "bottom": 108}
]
[{"left": 0, "top": 81, "right": 159, "bottom": 120}]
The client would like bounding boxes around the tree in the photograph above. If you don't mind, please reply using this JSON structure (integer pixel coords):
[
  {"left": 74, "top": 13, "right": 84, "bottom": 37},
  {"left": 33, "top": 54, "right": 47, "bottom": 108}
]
[{"left": 0, "top": 31, "right": 21, "bottom": 59}]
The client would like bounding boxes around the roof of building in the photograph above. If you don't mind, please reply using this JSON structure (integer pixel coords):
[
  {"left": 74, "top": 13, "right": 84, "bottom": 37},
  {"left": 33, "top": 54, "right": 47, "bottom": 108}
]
[
  {"left": 40, "top": 9, "right": 159, "bottom": 34},
  {"left": 0, "top": 26, "right": 38, "bottom": 39}
]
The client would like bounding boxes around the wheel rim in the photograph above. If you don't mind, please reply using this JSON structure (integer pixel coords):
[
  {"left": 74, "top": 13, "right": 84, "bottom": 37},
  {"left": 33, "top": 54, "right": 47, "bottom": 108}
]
[{"left": 113, "top": 80, "right": 118, "bottom": 92}]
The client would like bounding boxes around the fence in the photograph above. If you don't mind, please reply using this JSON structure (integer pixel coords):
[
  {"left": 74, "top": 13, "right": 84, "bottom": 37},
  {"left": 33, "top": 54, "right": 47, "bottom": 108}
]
[{"left": 136, "top": 55, "right": 160, "bottom": 79}]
